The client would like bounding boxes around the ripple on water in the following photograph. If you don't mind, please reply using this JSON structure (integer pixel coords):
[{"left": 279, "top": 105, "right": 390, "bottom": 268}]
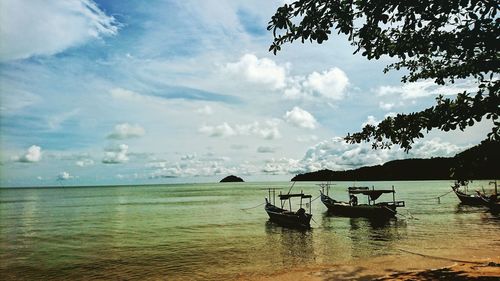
[{"left": 1, "top": 181, "right": 499, "bottom": 280}]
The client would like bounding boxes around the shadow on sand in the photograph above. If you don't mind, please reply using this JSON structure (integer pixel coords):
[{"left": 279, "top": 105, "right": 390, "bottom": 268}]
[{"left": 376, "top": 262, "right": 500, "bottom": 281}]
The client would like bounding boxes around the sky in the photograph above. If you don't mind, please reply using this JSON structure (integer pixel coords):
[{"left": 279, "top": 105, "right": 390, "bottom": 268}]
[{"left": 0, "top": 0, "right": 493, "bottom": 187}]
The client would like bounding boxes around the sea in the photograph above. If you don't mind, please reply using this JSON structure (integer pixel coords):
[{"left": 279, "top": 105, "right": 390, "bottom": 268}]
[{"left": 1, "top": 181, "right": 499, "bottom": 280}]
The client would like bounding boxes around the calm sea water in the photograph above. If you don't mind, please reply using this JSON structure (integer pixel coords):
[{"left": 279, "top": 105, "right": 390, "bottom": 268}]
[{"left": 1, "top": 181, "right": 499, "bottom": 280}]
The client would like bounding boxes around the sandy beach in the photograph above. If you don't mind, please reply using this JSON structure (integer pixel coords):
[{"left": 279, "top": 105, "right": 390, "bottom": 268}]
[{"left": 238, "top": 253, "right": 500, "bottom": 280}]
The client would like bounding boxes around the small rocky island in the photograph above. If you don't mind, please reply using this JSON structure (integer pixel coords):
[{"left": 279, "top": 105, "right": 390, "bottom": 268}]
[{"left": 220, "top": 175, "right": 244, "bottom": 182}]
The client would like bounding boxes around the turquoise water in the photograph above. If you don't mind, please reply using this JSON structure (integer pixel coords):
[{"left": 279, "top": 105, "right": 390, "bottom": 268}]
[{"left": 1, "top": 181, "right": 499, "bottom": 280}]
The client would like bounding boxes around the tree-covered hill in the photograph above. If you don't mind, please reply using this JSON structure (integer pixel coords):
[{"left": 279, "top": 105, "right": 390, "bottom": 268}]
[{"left": 291, "top": 139, "right": 500, "bottom": 181}]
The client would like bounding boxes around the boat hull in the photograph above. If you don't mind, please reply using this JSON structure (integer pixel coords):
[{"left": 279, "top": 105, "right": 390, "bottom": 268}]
[
  {"left": 320, "top": 193, "right": 397, "bottom": 219},
  {"left": 479, "top": 195, "right": 500, "bottom": 213},
  {"left": 265, "top": 203, "right": 312, "bottom": 228},
  {"left": 453, "top": 189, "right": 485, "bottom": 205}
]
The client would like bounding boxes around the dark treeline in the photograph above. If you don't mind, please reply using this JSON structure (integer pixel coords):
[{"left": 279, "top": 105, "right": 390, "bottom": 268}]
[{"left": 291, "top": 139, "right": 500, "bottom": 181}]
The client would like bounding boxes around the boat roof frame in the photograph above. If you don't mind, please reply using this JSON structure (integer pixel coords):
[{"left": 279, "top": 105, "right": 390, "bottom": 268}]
[{"left": 278, "top": 193, "right": 312, "bottom": 200}]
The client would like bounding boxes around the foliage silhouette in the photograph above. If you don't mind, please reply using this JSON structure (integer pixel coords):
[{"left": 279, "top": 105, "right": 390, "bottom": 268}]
[{"left": 268, "top": 0, "right": 499, "bottom": 151}]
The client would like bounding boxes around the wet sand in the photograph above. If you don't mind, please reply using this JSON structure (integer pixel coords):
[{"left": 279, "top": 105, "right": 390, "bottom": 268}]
[
  {"left": 238, "top": 252, "right": 500, "bottom": 280},
  {"left": 239, "top": 261, "right": 500, "bottom": 281}
]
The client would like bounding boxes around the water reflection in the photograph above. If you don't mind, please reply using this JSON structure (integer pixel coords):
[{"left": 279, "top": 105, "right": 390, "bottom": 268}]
[
  {"left": 454, "top": 203, "right": 487, "bottom": 214},
  {"left": 264, "top": 221, "right": 315, "bottom": 265},
  {"left": 349, "top": 217, "right": 407, "bottom": 258},
  {"left": 480, "top": 210, "right": 500, "bottom": 222}
]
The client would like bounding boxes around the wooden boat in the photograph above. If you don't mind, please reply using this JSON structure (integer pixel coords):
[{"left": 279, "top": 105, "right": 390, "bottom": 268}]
[
  {"left": 451, "top": 182, "right": 485, "bottom": 205},
  {"left": 320, "top": 184, "right": 405, "bottom": 219},
  {"left": 479, "top": 181, "right": 500, "bottom": 212},
  {"left": 264, "top": 187, "right": 312, "bottom": 228}
]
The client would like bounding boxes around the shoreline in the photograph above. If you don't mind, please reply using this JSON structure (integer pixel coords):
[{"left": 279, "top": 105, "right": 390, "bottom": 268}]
[
  {"left": 376, "top": 261, "right": 500, "bottom": 280},
  {"left": 238, "top": 256, "right": 500, "bottom": 281}
]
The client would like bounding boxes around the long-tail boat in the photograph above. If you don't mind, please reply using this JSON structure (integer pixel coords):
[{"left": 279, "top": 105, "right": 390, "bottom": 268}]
[
  {"left": 479, "top": 181, "right": 499, "bottom": 212},
  {"left": 451, "top": 181, "right": 485, "bottom": 205},
  {"left": 319, "top": 183, "right": 405, "bottom": 219},
  {"left": 264, "top": 186, "right": 312, "bottom": 228}
]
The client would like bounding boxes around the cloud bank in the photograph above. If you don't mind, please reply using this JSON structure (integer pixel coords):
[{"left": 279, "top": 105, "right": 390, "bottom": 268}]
[
  {"left": 102, "top": 144, "right": 129, "bottom": 164},
  {"left": 107, "top": 123, "right": 145, "bottom": 139},
  {"left": 224, "top": 54, "right": 349, "bottom": 102},
  {"left": 0, "top": 0, "right": 118, "bottom": 61},
  {"left": 199, "top": 120, "right": 281, "bottom": 140}
]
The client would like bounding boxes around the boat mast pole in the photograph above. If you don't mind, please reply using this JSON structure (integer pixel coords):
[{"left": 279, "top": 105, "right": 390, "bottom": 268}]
[
  {"left": 491, "top": 180, "right": 498, "bottom": 195},
  {"left": 280, "top": 191, "right": 284, "bottom": 208},
  {"left": 392, "top": 185, "right": 395, "bottom": 204},
  {"left": 300, "top": 190, "right": 303, "bottom": 209}
]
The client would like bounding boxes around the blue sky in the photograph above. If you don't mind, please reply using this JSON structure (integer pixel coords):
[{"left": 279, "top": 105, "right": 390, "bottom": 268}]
[{"left": 0, "top": 0, "right": 492, "bottom": 187}]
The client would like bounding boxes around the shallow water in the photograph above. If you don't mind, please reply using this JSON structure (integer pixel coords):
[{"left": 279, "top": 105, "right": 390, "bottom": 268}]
[{"left": 1, "top": 181, "right": 499, "bottom": 280}]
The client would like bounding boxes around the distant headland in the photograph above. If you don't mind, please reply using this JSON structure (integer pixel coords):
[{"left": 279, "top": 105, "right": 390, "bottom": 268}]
[
  {"left": 292, "top": 138, "right": 500, "bottom": 181},
  {"left": 220, "top": 175, "right": 244, "bottom": 182}
]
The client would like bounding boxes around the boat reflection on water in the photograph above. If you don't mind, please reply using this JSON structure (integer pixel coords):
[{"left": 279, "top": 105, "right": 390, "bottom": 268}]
[
  {"left": 454, "top": 202, "right": 487, "bottom": 214},
  {"left": 319, "top": 211, "right": 408, "bottom": 259},
  {"left": 348, "top": 217, "right": 407, "bottom": 258},
  {"left": 264, "top": 221, "right": 315, "bottom": 265}
]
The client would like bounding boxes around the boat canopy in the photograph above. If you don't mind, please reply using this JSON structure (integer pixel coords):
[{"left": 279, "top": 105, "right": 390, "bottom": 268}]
[
  {"left": 278, "top": 193, "right": 312, "bottom": 200},
  {"left": 348, "top": 189, "right": 394, "bottom": 201}
]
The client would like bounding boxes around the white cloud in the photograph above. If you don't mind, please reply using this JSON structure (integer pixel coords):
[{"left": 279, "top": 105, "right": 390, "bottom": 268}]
[
  {"left": 282, "top": 85, "right": 305, "bottom": 100},
  {"left": 375, "top": 80, "right": 477, "bottom": 99},
  {"left": 223, "top": 54, "right": 350, "bottom": 103},
  {"left": 199, "top": 120, "right": 281, "bottom": 139},
  {"left": 378, "top": 101, "right": 395, "bottom": 111},
  {"left": 47, "top": 109, "right": 80, "bottom": 131},
  {"left": 17, "top": 145, "right": 42, "bottom": 163},
  {"left": 102, "top": 144, "right": 129, "bottom": 164},
  {"left": 297, "top": 135, "right": 319, "bottom": 143},
  {"left": 282, "top": 68, "right": 349, "bottom": 101},
  {"left": 0, "top": 0, "right": 118, "bottom": 61},
  {"left": 257, "top": 146, "right": 276, "bottom": 153},
  {"left": 262, "top": 158, "right": 303, "bottom": 175},
  {"left": 148, "top": 159, "right": 238, "bottom": 178},
  {"left": 107, "top": 123, "right": 146, "bottom": 139},
  {"left": 224, "top": 54, "right": 286, "bottom": 89},
  {"left": 384, "top": 112, "right": 397, "bottom": 118},
  {"left": 0, "top": 90, "right": 41, "bottom": 114},
  {"left": 196, "top": 105, "right": 213, "bottom": 115},
  {"left": 361, "top": 115, "right": 379, "bottom": 127},
  {"left": 376, "top": 85, "right": 402, "bottom": 97},
  {"left": 284, "top": 106, "right": 318, "bottom": 129},
  {"left": 410, "top": 138, "right": 462, "bottom": 159},
  {"left": 110, "top": 88, "right": 140, "bottom": 100},
  {"left": 76, "top": 159, "right": 94, "bottom": 167},
  {"left": 298, "top": 137, "right": 465, "bottom": 172},
  {"left": 57, "top": 171, "right": 74, "bottom": 180},
  {"left": 199, "top": 122, "right": 236, "bottom": 137},
  {"left": 181, "top": 154, "right": 196, "bottom": 160},
  {"left": 303, "top": 67, "right": 349, "bottom": 100}
]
